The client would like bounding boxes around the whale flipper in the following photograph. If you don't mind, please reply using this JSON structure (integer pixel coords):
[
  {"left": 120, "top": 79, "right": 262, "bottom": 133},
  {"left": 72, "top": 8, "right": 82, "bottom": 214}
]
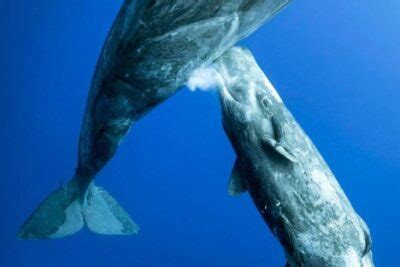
[
  {"left": 261, "top": 117, "right": 298, "bottom": 163},
  {"left": 274, "top": 145, "right": 298, "bottom": 163},
  {"left": 18, "top": 178, "right": 138, "bottom": 239},
  {"left": 262, "top": 135, "right": 297, "bottom": 163},
  {"left": 228, "top": 159, "right": 247, "bottom": 196}
]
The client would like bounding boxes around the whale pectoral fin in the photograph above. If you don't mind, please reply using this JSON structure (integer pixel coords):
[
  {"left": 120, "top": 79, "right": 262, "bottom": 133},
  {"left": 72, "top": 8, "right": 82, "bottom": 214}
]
[
  {"left": 262, "top": 136, "right": 297, "bottom": 163},
  {"left": 275, "top": 145, "right": 298, "bottom": 163},
  {"left": 261, "top": 117, "right": 298, "bottom": 163},
  {"left": 228, "top": 159, "right": 248, "bottom": 196}
]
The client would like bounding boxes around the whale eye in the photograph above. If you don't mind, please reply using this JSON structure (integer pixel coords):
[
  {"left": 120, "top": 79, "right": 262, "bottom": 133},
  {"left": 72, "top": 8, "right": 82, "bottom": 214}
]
[
  {"left": 261, "top": 97, "right": 271, "bottom": 108},
  {"left": 260, "top": 96, "right": 273, "bottom": 118}
]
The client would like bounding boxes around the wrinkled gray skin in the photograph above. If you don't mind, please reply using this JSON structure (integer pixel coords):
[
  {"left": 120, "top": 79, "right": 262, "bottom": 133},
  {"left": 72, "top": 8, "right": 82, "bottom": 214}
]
[
  {"left": 77, "top": 0, "right": 291, "bottom": 182},
  {"left": 215, "top": 47, "right": 374, "bottom": 267}
]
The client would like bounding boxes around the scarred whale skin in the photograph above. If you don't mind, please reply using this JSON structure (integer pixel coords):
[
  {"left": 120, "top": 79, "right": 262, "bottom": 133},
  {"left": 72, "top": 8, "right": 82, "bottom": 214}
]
[
  {"left": 18, "top": 0, "right": 292, "bottom": 239},
  {"left": 214, "top": 47, "right": 374, "bottom": 267}
]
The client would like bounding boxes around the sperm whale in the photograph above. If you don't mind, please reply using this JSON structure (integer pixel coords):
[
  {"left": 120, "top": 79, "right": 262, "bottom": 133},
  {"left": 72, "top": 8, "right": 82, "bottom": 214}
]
[{"left": 215, "top": 47, "right": 373, "bottom": 266}]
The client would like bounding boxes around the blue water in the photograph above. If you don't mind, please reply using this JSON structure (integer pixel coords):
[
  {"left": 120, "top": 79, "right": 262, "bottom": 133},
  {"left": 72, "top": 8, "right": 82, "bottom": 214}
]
[{"left": 2, "top": 1, "right": 399, "bottom": 266}]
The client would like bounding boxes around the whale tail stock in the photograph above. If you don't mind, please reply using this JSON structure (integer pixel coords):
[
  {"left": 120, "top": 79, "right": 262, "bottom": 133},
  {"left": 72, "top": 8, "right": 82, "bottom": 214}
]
[{"left": 18, "top": 175, "right": 138, "bottom": 240}]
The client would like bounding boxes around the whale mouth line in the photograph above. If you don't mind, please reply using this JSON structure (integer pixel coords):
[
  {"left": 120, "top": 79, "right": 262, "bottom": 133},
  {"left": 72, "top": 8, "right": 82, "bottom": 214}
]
[
  {"left": 219, "top": 78, "right": 240, "bottom": 105},
  {"left": 214, "top": 64, "right": 243, "bottom": 105}
]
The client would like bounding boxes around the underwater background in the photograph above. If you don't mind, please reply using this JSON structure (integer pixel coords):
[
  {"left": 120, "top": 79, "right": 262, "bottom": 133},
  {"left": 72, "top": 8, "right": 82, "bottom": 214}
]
[{"left": 2, "top": 1, "right": 399, "bottom": 266}]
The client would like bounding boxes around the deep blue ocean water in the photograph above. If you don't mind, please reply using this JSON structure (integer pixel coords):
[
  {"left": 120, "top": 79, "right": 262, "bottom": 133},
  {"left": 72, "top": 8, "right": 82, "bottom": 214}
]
[{"left": 2, "top": 1, "right": 399, "bottom": 266}]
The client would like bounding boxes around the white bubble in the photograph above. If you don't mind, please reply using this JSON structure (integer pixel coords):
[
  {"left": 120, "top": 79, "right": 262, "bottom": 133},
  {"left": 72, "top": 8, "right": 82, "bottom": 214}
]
[{"left": 186, "top": 67, "right": 219, "bottom": 92}]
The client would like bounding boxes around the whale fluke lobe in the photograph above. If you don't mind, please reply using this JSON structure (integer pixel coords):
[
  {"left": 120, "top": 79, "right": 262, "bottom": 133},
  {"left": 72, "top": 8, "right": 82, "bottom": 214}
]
[
  {"left": 83, "top": 184, "right": 139, "bottom": 235},
  {"left": 18, "top": 179, "right": 82, "bottom": 239},
  {"left": 18, "top": 178, "right": 137, "bottom": 239}
]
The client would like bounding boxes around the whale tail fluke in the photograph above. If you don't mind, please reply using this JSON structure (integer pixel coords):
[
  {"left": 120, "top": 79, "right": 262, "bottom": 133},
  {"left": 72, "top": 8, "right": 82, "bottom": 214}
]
[
  {"left": 18, "top": 178, "right": 138, "bottom": 240},
  {"left": 83, "top": 184, "right": 139, "bottom": 235}
]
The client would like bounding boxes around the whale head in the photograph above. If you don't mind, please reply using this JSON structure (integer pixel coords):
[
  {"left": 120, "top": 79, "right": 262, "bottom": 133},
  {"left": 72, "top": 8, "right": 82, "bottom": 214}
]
[{"left": 215, "top": 47, "right": 282, "bottom": 139}]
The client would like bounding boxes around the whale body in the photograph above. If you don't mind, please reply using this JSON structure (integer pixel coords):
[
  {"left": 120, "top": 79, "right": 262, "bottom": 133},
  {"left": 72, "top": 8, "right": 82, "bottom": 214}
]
[
  {"left": 215, "top": 47, "right": 374, "bottom": 267},
  {"left": 18, "top": 0, "right": 291, "bottom": 239}
]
